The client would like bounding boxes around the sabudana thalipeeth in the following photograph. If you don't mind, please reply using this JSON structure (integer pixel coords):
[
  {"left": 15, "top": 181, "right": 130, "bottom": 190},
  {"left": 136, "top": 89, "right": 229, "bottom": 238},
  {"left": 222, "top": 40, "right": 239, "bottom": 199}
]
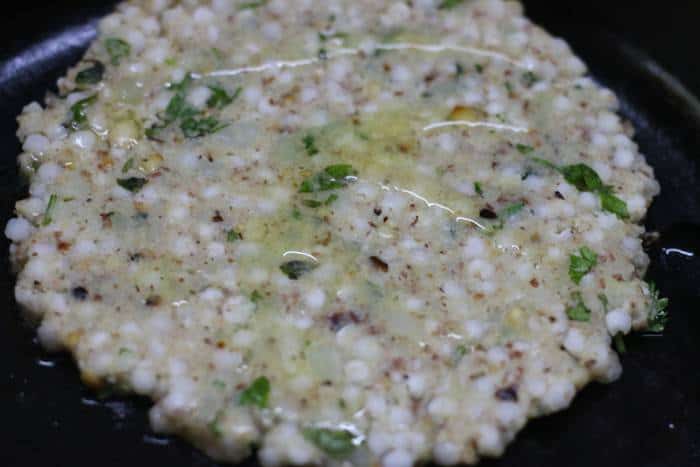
[{"left": 5, "top": 0, "right": 667, "bottom": 466}]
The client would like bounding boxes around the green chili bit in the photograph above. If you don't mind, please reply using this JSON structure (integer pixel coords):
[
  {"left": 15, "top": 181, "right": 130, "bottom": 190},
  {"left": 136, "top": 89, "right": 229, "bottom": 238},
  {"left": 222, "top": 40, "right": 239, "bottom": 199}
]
[
  {"left": 280, "top": 260, "right": 318, "bottom": 280},
  {"left": 569, "top": 246, "right": 598, "bottom": 284},
  {"left": 207, "top": 85, "right": 241, "bottom": 109},
  {"left": 302, "top": 134, "right": 320, "bottom": 156},
  {"left": 438, "top": 0, "right": 465, "bottom": 10},
  {"left": 299, "top": 164, "right": 357, "bottom": 193},
  {"left": 68, "top": 95, "right": 97, "bottom": 131},
  {"left": 515, "top": 144, "right": 534, "bottom": 155},
  {"left": 226, "top": 229, "right": 242, "bottom": 242},
  {"left": 302, "top": 427, "right": 357, "bottom": 458},
  {"left": 238, "top": 376, "right": 270, "bottom": 408},
  {"left": 104, "top": 38, "right": 131, "bottom": 66},
  {"left": 75, "top": 60, "right": 105, "bottom": 85},
  {"left": 42, "top": 194, "right": 58, "bottom": 226},
  {"left": 121, "top": 157, "right": 135, "bottom": 173},
  {"left": 117, "top": 177, "right": 148, "bottom": 192}
]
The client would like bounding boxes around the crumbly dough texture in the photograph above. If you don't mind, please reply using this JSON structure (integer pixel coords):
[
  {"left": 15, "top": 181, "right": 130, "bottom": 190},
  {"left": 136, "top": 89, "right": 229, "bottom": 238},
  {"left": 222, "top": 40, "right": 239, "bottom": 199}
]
[{"left": 6, "top": 1, "right": 660, "bottom": 466}]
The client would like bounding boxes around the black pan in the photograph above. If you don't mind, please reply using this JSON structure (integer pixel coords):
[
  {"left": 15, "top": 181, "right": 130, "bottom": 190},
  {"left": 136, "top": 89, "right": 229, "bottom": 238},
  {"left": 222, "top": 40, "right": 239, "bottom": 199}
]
[{"left": 1, "top": 1, "right": 698, "bottom": 466}]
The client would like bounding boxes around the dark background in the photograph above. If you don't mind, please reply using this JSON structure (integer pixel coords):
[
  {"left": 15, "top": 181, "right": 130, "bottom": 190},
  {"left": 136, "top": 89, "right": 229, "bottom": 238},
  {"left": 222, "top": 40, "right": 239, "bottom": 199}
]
[{"left": 1, "top": 1, "right": 699, "bottom": 466}]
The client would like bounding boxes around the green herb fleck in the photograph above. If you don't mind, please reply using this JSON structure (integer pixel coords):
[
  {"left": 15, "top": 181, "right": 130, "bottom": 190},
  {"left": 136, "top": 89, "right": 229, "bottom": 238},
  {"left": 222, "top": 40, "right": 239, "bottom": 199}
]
[
  {"left": 117, "top": 177, "right": 148, "bottom": 192},
  {"left": 299, "top": 165, "right": 357, "bottom": 193},
  {"left": 566, "top": 292, "right": 591, "bottom": 322},
  {"left": 292, "top": 207, "right": 302, "bottom": 219},
  {"left": 504, "top": 81, "right": 514, "bottom": 94},
  {"left": 438, "top": 0, "right": 465, "bottom": 10},
  {"left": 104, "top": 38, "right": 131, "bottom": 66},
  {"left": 180, "top": 116, "right": 227, "bottom": 138},
  {"left": 324, "top": 193, "right": 339, "bottom": 205},
  {"left": 501, "top": 202, "right": 525, "bottom": 218},
  {"left": 531, "top": 157, "right": 559, "bottom": 171},
  {"left": 455, "top": 62, "right": 465, "bottom": 77},
  {"left": 42, "top": 194, "right": 58, "bottom": 226},
  {"left": 516, "top": 144, "right": 534, "bottom": 155},
  {"left": 238, "top": 376, "right": 270, "bottom": 408},
  {"left": 118, "top": 347, "right": 132, "bottom": 356},
  {"left": 452, "top": 344, "right": 468, "bottom": 366},
  {"left": 474, "top": 182, "right": 483, "bottom": 197},
  {"left": 475, "top": 63, "right": 484, "bottom": 74},
  {"left": 250, "top": 290, "right": 263, "bottom": 304},
  {"left": 280, "top": 260, "right": 318, "bottom": 280},
  {"left": 68, "top": 95, "right": 97, "bottom": 131},
  {"left": 521, "top": 71, "right": 540, "bottom": 88},
  {"left": 569, "top": 246, "right": 598, "bottom": 284},
  {"left": 302, "top": 427, "right": 357, "bottom": 458},
  {"left": 75, "top": 60, "right": 105, "bottom": 85},
  {"left": 559, "top": 163, "right": 604, "bottom": 192},
  {"left": 226, "top": 229, "right": 242, "bottom": 242},
  {"left": 303, "top": 199, "right": 322, "bottom": 208},
  {"left": 598, "top": 293, "right": 609, "bottom": 312},
  {"left": 121, "top": 157, "right": 135, "bottom": 173},
  {"left": 212, "top": 380, "right": 226, "bottom": 389},
  {"left": 239, "top": 0, "right": 266, "bottom": 9},
  {"left": 646, "top": 282, "right": 669, "bottom": 332},
  {"left": 302, "top": 134, "right": 319, "bottom": 156},
  {"left": 208, "top": 411, "right": 223, "bottom": 438},
  {"left": 613, "top": 333, "right": 626, "bottom": 354},
  {"left": 207, "top": 85, "right": 241, "bottom": 109}
]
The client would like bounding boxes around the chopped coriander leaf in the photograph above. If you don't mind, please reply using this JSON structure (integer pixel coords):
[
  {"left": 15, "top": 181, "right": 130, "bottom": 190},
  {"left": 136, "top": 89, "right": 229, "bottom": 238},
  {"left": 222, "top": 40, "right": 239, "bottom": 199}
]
[
  {"left": 324, "top": 193, "right": 339, "bottom": 205},
  {"left": 250, "top": 290, "right": 263, "bottom": 303},
  {"left": 318, "top": 48, "right": 328, "bottom": 60},
  {"left": 280, "top": 260, "right": 318, "bottom": 280},
  {"left": 302, "top": 134, "right": 319, "bottom": 156},
  {"left": 302, "top": 427, "right": 357, "bottom": 458},
  {"left": 613, "top": 333, "right": 626, "bottom": 354},
  {"left": 238, "top": 376, "right": 270, "bottom": 408},
  {"left": 569, "top": 246, "right": 598, "bottom": 284},
  {"left": 559, "top": 163, "right": 604, "bottom": 192},
  {"left": 117, "top": 177, "right": 148, "bottom": 192},
  {"left": 504, "top": 81, "right": 514, "bottom": 94},
  {"left": 516, "top": 144, "right": 534, "bottom": 155},
  {"left": 207, "top": 411, "right": 223, "bottom": 438},
  {"left": 452, "top": 344, "right": 468, "bottom": 366},
  {"left": 647, "top": 282, "right": 669, "bottom": 332},
  {"left": 212, "top": 380, "right": 226, "bottom": 389},
  {"left": 42, "top": 194, "right": 58, "bottom": 226},
  {"left": 68, "top": 95, "right": 97, "bottom": 131},
  {"left": 438, "top": 0, "right": 465, "bottom": 10},
  {"left": 239, "top": 0, "right": 266, "bottom": 9},
  {"left": 501, "top": 202, "right": 525, "bottom": 218},
  {"left": 598, "top": 293, "right": 609, "bottom": 312},
  {"left": 104, "top": 38, "right": 131, "bottom": 66},
  {"left": 566, "top": 292, "right": 591, "bottom": 322},
  {"left": 180, "top": 116, "right": 227, "bottom": 138},
  {"left": 165, "top": 92, "right": 197, "bottom": 125},
  {"left": 121, "top": 157, "right": 135, "bottom": 173},
  {"left": 226, "top": 229, "right": 242, "bottom": 242},
  {"left": 299, "top": 165, "right": 357, "bottom": 193},
  {"left": 600, "top": 190, "right": 630, "bottom": 219},
  {"left": 303, "top": 199, "right": 322, "bottom": 208},
  {"left": 475, "top": 63, "right": 484, "bottom": 73},
  {"left": 75, "top": 60, "right": 105, "bottom": 85},
  {"left": 292, "top": 207, "right": 302, "bottom": 220},
  {"left": 474, "top": 182, "right": 483, "bottom": 196},
  {"left": 521, "top": 71, "right": 540, "bottom": 88},
  {"left": 207, "top": 85, "right": 241, "bottom": 109}
]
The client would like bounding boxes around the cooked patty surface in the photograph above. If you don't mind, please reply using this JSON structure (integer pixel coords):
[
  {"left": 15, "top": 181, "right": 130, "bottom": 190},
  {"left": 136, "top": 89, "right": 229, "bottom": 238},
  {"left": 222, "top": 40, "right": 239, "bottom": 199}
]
[{"left": 5, "top": 1, "right": 661, "bottom": 465}]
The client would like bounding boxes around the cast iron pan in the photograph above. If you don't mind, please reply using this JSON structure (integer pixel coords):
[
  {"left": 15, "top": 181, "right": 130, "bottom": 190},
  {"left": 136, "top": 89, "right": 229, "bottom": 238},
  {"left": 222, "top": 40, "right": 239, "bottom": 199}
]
[{"left": 0, "top": 1, "right": 698, "bottom": 466}]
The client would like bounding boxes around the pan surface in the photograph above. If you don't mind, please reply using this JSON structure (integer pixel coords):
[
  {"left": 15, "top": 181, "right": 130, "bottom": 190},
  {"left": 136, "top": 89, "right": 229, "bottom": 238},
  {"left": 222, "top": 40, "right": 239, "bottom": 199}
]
[{"left": 0, "top": 1, "right": 698, "bottom": 466}]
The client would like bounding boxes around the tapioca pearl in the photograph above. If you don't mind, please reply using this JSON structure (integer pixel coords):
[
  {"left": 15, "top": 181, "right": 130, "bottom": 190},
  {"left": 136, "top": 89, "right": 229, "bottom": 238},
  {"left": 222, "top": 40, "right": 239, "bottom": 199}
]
[
  {"left": 24, "top": 257, "right": 52, "bottom": 283},
  {"left": 186, "top": 86, "right": 212, "bottom": 109},
  {"left": 344, "top": 359, "right": 370, "bottom": 383},
  {"left": 212, "top": 350, "right": 243, "bottom": 370},
  {"left": 389, "top": 406, "right": 413, "bottom": 426},
  {"left": 380, "top": 2, "right": 411, "bottom": 28},
  {"left": 495, "top": 402, "right": 524, "bottom": 426},
  {"left": 475, "top": 424, "right": 502, "bottom": 456},
  {"left": 365, "top": 393, "right": 387, "bottom": 417},
  {"left": 552, "top": 95, "right": 572, "bottom": 113},
  {"left": 166, "top": 204, "right": 189, "bottom": 223},
  {"left": 515, "top": 261, "right": 533, "bottom": 280},
  {"left": 612, "top": 148, "right": 635, "bottom": 168},
  {"left": 563, "top": 328, "right": 585, "bottom": 354},
  {"left": 622, "top": 236, "right": 640, "bottom": 253},
  {"left": 72, "top": 239, "right": 97, "bottom": 257},
  {"left": 606, "top": 309, "right": 632, "bottom": 335},
  {"left": 525, "top": 378, "right": 546, "bottom": 398},
  {"left": 464, "top": 320, "right": 487, "bottom": 340},
  {"left": 583, "top": 228, "right": 604, "bottom": 244},
  {"left": 207, "top": 242, "right": 225, "bottom": 258},
  {"left": 37, "top": 319, "right": 63, "bottom": 351},
  {"left": 261, "top": 21, "right": 283, "bottom": 41},
  {"left": 627, "top": 194, "right": 646, "bottom": 216},
  {"left": 170, "top": 235, "right": 196, "bottom": 257},
  {"left": 206, "top": 25, "right": 220, "bottom": 43},
  {"left": 248, "top": 267, "right": 268, "bottom": 285},
  {"left": 383, "top": 449, "right": 414, "bottom": 467},
  {"left": 303, "top": 287, "right": 325, "bottom": 310},
  {"left": 23, "top": 133, "right": 50, "bottom": 154},
  {"left": 71, "top": 130, "right": 96, "bottom": 150},
  {"left": 192, "top": 6, "right": 215, "bottom": 24},
  {"left": 541, "top": 379, "right": 575, "bottom": 411},
  {"left": 487, "top": 346, "right": 508, "bottom": 365},
  {"left": 5, "top": 217, "right": 34, "bottom": 242},
  {"left": 222, "top": 296, "right": 255, "bottom": 324},
  {"left": 131, "top": 363, "right": 156, "bottom": 394},
  {"left": 353, "top": 336, "right": 382, "bottom": 360},
  {"left": 427, "top": 396, "right": 457, "bottom": 420},
  {"left": 578, "top": 192, "right": 598, "bottom": 209},
  {"left": 467, "top": 259, "right": 495, "bottom": 280},
  {"left": 200, "top": 287, "right": 224, "bottom": 303},
  {"left": 123, "top": 29, "right": 146, "bottom": 53},
  {"left": 546, "top": 246, "right": 563, "bottom": 260},
  {"left": 135, "top": 186, "right": 159, "bottom": 205},
  {"left": 597, "top": 112, "right": 621, "bottom": 133}
]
